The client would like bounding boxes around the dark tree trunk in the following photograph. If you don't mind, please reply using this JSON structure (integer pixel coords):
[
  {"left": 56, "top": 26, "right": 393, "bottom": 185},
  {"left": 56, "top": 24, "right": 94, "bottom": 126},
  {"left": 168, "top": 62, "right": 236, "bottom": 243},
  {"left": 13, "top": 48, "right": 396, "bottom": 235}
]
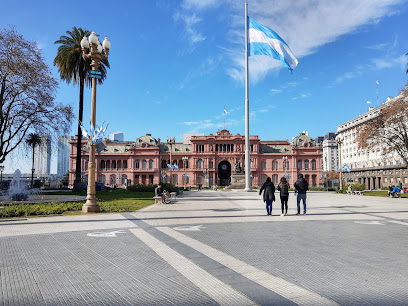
[
  {"left": 31, "top": 146, "right": 35, "bottom": 189},
  {"left": 73, "top": 65, "right": 85, "bottom": 191}
]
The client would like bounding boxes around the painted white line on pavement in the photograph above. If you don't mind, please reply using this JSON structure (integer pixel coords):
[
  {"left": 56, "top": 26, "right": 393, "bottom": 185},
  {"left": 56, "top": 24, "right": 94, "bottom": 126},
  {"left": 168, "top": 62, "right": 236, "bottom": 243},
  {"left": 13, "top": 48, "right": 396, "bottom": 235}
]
[
  {"left": 158, "top": 227, "right": 339, "bottom": 306},
  {"left": 388, "top": 220, "right": 408, "bottom": 226},
  {"left": 129, "top": 228, "right": 257, "bottom": 306}
]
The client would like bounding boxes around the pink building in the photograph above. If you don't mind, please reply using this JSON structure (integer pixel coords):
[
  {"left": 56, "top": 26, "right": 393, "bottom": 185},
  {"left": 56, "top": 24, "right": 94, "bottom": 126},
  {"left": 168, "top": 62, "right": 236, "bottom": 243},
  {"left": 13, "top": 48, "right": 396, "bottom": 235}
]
[{"left": 69, "top": 130, "right": 323, "bottom": 188}]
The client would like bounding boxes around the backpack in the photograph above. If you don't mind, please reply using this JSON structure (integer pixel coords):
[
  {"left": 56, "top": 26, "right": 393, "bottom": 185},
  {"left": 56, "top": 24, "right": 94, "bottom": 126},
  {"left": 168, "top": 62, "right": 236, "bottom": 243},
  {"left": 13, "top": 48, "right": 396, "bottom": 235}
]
[
  {"left": 281, "top": 183, "right": 289, "bottom": 194},
  {"left": 296, "top": 179, "right": 308, "bottom": 193}
]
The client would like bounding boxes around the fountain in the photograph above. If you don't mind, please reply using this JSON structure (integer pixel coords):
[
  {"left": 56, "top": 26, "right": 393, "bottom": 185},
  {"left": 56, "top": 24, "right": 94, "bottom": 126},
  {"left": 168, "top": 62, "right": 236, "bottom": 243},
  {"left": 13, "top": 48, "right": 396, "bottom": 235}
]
[{"left": 8, "top": 169, "right": 29, "bottom": 201}]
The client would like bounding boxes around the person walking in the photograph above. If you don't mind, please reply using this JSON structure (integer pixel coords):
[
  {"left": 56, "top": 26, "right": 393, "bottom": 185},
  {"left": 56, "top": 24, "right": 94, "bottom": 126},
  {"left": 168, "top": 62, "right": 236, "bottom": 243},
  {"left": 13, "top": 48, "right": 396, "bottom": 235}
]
[
  {"left": 277, "top": 177, "right": 290, "bottom": 216},
  {"left": 294, "top": 173, "right": 308, "bottom": 215},
  {"left": 259, "top": 177, "right": 275, "bottom": 215}
]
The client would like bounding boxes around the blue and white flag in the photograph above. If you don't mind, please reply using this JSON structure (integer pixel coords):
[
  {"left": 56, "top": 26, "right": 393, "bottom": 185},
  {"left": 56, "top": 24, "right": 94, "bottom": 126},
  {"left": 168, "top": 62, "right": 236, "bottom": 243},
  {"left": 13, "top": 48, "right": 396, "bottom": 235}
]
[
  {"left": 248, "top": 17, "right": 298, "bottom": 72},
  {"left": 173, "top": 163, "right": 179, "bottom": 170},
  {"left": 342, "top": 164, "right": 351, "bottom": 173}
]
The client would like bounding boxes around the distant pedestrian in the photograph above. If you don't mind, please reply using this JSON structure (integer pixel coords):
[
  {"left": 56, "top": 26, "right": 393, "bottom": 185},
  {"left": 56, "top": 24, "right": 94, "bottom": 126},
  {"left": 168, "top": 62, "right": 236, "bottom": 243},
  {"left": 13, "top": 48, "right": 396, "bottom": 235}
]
[
  {"left": 392, "top": 185, "right": 401, "bottom": 198},
  {"left": 259, "top": 177, "right": 275, "bottom": 215},
  {"left": 294, "top": 173, "right": 308, "bottom": 215},
  {"left": 277, "top": 177, "right": 290, "bottom": 216}
]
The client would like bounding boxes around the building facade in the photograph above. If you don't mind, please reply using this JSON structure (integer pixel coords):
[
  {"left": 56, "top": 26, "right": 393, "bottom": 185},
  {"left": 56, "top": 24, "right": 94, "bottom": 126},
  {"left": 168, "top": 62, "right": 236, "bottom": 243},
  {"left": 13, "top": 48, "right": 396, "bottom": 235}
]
[
  {"left": 321, "top": 133, "right": 338, "bottom": 172},
  {"left": 69, "top": 130, "right": 323, "bottom": 188},
  {"left": 336, "top": 97, "right": 407, "bottom": 189},
  {"left": 57, "top": 136, "right": 71, "bottom": 178},
  {"left": 34, "top": 135, "right": 51, "bottom": 176}
]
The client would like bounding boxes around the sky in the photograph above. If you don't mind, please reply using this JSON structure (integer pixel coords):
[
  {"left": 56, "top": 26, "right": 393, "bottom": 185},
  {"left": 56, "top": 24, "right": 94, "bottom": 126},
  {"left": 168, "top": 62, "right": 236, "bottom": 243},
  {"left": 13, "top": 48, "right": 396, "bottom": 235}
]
[{"left": 2, "top": 0, "right": 408, "bottom": 174}]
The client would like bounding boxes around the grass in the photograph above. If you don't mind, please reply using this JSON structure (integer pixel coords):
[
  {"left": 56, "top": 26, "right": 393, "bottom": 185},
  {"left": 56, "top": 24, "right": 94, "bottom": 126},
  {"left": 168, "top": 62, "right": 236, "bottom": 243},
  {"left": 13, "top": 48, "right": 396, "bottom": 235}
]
[
  {"left": 363, "top": 190, "right": 408, "bottom": 198},
  {"left": 0, "top": 189, "right": 155, "bottom": 219}
]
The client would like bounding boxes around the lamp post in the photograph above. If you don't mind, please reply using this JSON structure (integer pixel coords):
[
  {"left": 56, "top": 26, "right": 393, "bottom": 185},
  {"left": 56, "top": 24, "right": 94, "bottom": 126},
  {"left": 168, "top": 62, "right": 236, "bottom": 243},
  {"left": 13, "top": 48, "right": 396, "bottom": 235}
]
[
  {"left": 80, "top": 32, "right": 111, "bottom": 213},
  {"left": 182, "top": 156, "right": 188, "bottom": 188},
  {"left": 0, "top": 165, "right": 4, "bottom": 190},
  {"left": 167, "top": 137, "right": 175, "bottom": 185},
  {"left": 337, "top": 138, "right": 343, "bottom": 190},
  {"left": 161, "top": 169, "right": 167, "bottom": 183}
]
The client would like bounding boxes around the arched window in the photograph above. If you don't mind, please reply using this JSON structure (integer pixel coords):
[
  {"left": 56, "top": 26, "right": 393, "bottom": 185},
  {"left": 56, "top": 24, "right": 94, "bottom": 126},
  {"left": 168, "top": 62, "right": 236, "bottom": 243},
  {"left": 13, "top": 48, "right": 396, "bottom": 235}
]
[
  {"left": 261, "top": 160, "right": 267, "bottom": 169},
  {"left": 311, "top": 159, "right": 316, "bottom": 170},
  {"left": 135, "top": 160, "right": 140, "bottom": 169},
  {"left": 183, "top": 174, "right": 189, "bottom": 185},
  {"left": 297, "top": 160, "right": 302, "bottom": 170},
  {"left": 304, "top": 160, "right": 309, "bottom": 170},
  {"left": 99, "top": 175, "right": 105, "bottom": 184},
  {"left": 121, "top": 174, "right": 127, "bottom": 185},
  {"left": 161, "top": 160, "right": 167, "bottom": 168},
  {"left": 149, "top": 160, "right": 154, "bottom": 169},
  {"left": 106, "top": 160, "right": 110, "bottom": 169},
  {"left": 100, "top": 160, "right": 105, "bottom": 169},
  {"left": 261, "top": 175, "right": 267, "bottom": 184},
  {"left": 272, "top": 174, "right": 278, "bottom": 184},
  {"left": 142, "top": 160, "right": 147, "bottom": 169},
  {"left": 197, "top": 174, "right": 203, "bottom": 184},
  {"left": 197, "top": 159, "right": 203, "bottom": 169},
  {"left": 112, "top": 160, "right": 117, "bottom": 169},
  {"left": 123, "top": 160, "right": 128, "bottom": 169},
  {"left": 172, "top": 174, "right": 178, "bottom": 185}
]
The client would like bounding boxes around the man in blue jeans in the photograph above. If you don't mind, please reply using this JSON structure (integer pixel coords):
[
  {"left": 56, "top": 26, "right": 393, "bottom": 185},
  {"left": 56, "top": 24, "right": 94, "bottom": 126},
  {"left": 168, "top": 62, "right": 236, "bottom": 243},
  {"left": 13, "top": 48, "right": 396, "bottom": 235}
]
[{"left": 294, "top": 173, "right": 309, "bottom": 215}]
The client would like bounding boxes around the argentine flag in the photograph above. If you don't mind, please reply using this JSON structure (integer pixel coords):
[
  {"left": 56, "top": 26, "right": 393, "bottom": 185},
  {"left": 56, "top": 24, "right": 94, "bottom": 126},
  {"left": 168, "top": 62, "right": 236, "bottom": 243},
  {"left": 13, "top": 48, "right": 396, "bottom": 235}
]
[{"left": 248, "top": 17, "right": 298, "bottom": 72}]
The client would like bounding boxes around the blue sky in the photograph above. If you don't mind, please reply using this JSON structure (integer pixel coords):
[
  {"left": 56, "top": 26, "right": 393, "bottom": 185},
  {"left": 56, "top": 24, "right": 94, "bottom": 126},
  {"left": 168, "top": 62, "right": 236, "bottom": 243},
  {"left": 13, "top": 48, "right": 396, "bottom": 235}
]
[{"left": 2, "top": 0, "right": 408, "bottom": 174}]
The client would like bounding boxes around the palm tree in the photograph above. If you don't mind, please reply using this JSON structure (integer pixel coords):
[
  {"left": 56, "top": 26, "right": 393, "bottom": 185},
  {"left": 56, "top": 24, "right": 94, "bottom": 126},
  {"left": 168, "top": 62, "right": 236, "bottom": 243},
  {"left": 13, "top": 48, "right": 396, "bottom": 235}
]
[
  {"left": 54, "top": 27, "right": 110, "bottom": 191},
  {"left": 26, "top": 133, "right": 42, "bottom": 189}
]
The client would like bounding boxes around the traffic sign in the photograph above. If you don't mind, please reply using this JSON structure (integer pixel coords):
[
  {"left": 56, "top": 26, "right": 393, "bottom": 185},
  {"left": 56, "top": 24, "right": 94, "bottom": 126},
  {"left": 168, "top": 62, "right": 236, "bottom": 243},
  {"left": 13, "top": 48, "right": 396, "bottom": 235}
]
[{"left": 90, "top": 70, "right": 102, "bottom": 75}]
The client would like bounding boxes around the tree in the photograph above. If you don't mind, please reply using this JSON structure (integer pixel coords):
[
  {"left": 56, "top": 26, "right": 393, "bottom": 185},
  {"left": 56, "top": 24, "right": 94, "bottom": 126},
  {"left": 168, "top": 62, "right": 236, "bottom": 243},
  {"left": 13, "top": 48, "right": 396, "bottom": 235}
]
[
  {"left": 357, "top": 83, "right": 408, "bottom": 164},
  {"left": 54, "top": 27, "right": 110, "bottom": 191},
  {"left": 0, "top": 27, "right": 73, "bottom": 164},
  {"left": 26, "top": 133, "right": 41, "bottom": 188}
]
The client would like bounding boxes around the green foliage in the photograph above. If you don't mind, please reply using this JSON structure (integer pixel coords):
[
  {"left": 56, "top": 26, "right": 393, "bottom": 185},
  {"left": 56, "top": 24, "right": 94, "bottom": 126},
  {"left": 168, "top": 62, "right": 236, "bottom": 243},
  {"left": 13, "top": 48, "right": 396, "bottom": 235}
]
[
  {"left": 336, "top": 186, "right": 348, "bottom": 193},
  {"left": 350, "top": 183, "right": 365, "bottom": 191},
  {"left": 308, "top": 187, "right": 336, "bottom": 191}
]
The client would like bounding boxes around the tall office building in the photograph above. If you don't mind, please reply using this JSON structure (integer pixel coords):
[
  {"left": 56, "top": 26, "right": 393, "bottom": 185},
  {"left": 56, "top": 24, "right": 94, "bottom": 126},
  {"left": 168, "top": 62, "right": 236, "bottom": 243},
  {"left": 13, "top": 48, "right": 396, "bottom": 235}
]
[
  {"left": 34, "top": 135, "right": 51, "bottom": 176},
  {"left": 109, "top": 131, "right": 124, "bottom": 142},
  {"left": 57, "top": 136, "right": 71, "bottom": 177},
  {"left": 322, "top": 133, "right": 338, "bottom": 172}
]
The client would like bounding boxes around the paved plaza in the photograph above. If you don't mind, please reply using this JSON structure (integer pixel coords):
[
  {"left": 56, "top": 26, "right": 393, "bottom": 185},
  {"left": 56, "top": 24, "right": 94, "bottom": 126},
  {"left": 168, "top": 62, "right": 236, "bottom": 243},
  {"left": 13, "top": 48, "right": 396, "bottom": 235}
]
[{"left": 1, "top": 190, "right": 408, "bottom": 305}]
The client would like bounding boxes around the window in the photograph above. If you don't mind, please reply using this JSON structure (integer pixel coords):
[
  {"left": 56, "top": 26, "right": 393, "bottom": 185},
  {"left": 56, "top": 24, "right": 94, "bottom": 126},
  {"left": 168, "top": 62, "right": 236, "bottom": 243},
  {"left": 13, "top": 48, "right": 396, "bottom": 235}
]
[
  {"left": 110, "top": 175, "right": 116, "bottom": 186},
  {"left": 149, "top": 160, "right": 154, "bottom": 169},
  {"left": 183, "top": 174, "right": 189, "bottom": 185},
  {"left": 261, "top": 175, "right": 267, "bottom": 184},
  {"left": 197, "top": 159, "right": 203, "bottom": 169},
  {"left": 100, "top": 160, "right": 106, "bottom": 169},
  {"left": 123, "top": 160, "right": 128, "bottom": 169},
  {"left": 261, "top": 160, "right": 267, "bottom": 169},
  {"left": 142, "top": 160, "right": 147, "bottom": 169},
  {"left": 99, "top": 175, "right": 105, "bottom": 184},
  {"left": 135, "top": 160, "right": 140, "bottom": 169},
  {"left": 197, "top": 174, "right": 203, "bottom": 184},
  {"left": 297, "top": 160, "right": 302, "bottom": 170},
  {"left": 161, "top": 160, "right": 167, "bottom": 168},
  {"left": 272, "top": 174, "right": 278, "bottom": 184},
  {"left": 172, "top": 174, "right": 178, "bottom": 185},
  {"left": 304, "top": 160, "right": 309, "bottom": 170},
  {"left": 209, "top": 161, "right": 214, "bottom": 169},
  {"left": 112, "top": 160, "right": 117, "bottom": 169},
  {"left": 311, "top": 159, "right": 316, "bottom": 170}
]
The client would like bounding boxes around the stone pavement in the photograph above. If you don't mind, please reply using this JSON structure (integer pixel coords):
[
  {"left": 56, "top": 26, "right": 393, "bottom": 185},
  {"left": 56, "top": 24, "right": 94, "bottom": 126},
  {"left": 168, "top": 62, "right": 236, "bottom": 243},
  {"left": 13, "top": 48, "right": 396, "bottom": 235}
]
[{"left": 1, "top": 190, "right": 408, "bottom": 305}]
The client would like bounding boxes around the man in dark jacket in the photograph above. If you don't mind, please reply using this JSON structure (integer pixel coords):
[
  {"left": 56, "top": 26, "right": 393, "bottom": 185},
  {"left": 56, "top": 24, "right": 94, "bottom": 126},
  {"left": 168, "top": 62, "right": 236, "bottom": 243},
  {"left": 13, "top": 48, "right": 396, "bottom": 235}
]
[{"left": 294, "top": 173, "right": 308, "bottom": 215}]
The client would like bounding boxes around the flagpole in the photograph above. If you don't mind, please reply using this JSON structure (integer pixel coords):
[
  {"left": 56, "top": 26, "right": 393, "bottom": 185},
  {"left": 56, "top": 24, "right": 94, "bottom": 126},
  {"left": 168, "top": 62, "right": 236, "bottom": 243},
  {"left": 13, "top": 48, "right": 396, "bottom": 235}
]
[
  {"left": 224, "top": 105, "right": 226, "bottom": 130},
  {"left": 244, "top": 0, "right": 251, "bottom": 191}
]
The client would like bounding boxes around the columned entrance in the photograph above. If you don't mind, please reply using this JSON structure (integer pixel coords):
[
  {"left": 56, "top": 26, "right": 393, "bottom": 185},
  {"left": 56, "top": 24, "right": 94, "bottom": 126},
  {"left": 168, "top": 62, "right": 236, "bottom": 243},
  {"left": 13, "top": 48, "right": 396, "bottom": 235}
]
[{"left": 218, "top": 161, "right": 231, "bottom": 186}]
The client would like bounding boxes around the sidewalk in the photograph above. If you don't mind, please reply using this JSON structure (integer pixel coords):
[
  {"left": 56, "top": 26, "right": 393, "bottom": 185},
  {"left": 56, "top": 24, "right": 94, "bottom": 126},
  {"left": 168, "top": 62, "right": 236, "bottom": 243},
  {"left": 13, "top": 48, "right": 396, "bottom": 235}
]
[{"left": 1, "top": 191, "right": 408, "bottom": 305}]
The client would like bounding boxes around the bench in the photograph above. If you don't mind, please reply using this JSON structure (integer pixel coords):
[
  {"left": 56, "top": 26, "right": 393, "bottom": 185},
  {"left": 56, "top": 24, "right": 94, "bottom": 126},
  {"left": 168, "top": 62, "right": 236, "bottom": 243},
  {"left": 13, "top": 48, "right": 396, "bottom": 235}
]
[
  {"left": 347, "top": 190, "right": 353, "bottom": 195},
  {"left": 353, "top": 191, "right": 363, "bottom": 195},
  {"left": 169, "top": 192, "right": 177, "bottom": 203},
  {"left": 153, "top": 196, "right": 163, "bottom": 204}
]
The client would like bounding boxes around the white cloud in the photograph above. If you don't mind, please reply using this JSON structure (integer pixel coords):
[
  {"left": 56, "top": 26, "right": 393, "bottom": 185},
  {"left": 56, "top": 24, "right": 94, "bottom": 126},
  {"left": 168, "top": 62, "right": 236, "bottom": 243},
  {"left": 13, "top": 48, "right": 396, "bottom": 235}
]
[
  {"left": 173, "top": 11, "right": 206, "bottom": 48},
  {"left": 181, "top": 0, "right": 219, "bottom": 10}
]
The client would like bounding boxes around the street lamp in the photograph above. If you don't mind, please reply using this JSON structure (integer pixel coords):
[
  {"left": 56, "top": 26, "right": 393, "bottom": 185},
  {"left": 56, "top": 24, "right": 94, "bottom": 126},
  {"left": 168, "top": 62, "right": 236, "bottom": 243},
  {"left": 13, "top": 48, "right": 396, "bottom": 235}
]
[
  {"left": 203, "top": 169, "right": 209, "bottom": 188},
  {"left": 182, "top": 156, "right": 188, "bottom": 188},
  {"left": 167, "top": 137, "right": 175, "bottom": 185},
  {"left": 161, "top": 169, "right": 167, "bottom": 183},
  {"left": 282, "top": 156, "right": 288, "bottom": 177},
  {"left": 337, "top": 138, "right": 343, "bottom": 190},
  {"left": 0, "top": 165, "right": 4, "bottom": 190},
  {"left": 80, "top": 32, "right": 111, "bottom": 213}
]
